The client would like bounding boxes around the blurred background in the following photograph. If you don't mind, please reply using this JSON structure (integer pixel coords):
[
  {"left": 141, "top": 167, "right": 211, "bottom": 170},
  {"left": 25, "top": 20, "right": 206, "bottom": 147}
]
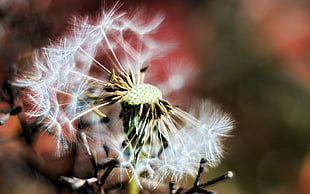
[{"left": 1, "top": 0, "right": 310, "bottom": 193}]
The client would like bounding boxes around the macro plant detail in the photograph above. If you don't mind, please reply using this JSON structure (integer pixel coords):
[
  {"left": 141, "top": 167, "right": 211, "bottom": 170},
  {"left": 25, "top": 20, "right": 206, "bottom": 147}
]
[
  {"left": 106, "top": 69, "right": 174, "bottom": 164},
  {"left": 10, "top": 5, "right": 234, "bottom": 193}
]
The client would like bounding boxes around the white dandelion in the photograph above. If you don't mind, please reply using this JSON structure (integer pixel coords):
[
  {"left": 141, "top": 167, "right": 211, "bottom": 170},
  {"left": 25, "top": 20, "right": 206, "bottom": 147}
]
[{"left": 13, "top": 5, "right": 233, "bottom": 184}]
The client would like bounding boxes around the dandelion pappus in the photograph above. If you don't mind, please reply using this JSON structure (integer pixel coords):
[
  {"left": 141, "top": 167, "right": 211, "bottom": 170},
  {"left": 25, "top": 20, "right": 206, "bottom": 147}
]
[{"left": 13, "top": 5, "right": 233, "bottom": 184}]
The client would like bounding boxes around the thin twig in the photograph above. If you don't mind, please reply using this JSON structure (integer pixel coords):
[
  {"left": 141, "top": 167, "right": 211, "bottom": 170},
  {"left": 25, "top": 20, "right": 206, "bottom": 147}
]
[
  {"left": 184, "top": 171, "right": 233, "bottom": 194},
  {"left": 193, "top": 158, "right": 207, "bottom": 186},
  {"left": 198, "top": 171, "right": 234, "bottom": 189}
]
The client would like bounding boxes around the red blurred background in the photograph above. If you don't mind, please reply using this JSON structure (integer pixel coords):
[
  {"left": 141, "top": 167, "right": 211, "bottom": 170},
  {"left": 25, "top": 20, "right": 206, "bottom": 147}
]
[{"left": 1, "top": 0, "right": 310, "bottom": 193}]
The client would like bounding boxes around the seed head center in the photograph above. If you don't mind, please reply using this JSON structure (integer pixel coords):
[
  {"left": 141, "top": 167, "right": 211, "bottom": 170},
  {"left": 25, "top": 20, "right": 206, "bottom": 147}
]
[{"left": 125, "top": 84, "right": 162, "bottom": 105}]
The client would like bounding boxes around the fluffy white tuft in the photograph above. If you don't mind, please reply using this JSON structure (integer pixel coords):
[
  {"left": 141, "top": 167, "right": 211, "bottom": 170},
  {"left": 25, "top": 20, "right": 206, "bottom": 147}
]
[
  {"left": 136, "top": 100, "right": 233, "bottom": 181},
  {"left": 13, "top": 5, "right": 233, "bottom": 184}
]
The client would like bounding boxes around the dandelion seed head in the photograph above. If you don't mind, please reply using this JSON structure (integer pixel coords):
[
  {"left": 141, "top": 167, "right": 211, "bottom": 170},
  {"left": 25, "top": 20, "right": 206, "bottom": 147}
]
[
  {"left": 125, "top": 84, "right": 162, "bottom": 106},
  {"left": 12, "top": 4, "right": 233, "bottom": 184}
]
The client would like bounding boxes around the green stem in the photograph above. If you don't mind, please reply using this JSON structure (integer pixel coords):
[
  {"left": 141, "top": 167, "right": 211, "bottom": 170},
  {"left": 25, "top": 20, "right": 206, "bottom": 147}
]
[{"left": 127, "top": 171, "right": 140, "bottom": 194}]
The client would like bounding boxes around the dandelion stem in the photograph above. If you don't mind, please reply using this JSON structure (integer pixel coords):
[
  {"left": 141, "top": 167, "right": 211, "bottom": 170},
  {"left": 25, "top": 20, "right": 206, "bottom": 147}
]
[{"left": 127, "top": 172, "right": 140, "bottom": 194}]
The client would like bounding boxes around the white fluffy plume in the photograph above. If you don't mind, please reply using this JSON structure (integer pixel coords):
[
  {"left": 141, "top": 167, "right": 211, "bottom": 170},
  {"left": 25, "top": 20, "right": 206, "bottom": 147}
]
[
  {"left": 13, "top": 5, "right": 233, "bottom": 183},
  {"left": 136, "top": 100, "right": 233, "bottom": 181}
]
